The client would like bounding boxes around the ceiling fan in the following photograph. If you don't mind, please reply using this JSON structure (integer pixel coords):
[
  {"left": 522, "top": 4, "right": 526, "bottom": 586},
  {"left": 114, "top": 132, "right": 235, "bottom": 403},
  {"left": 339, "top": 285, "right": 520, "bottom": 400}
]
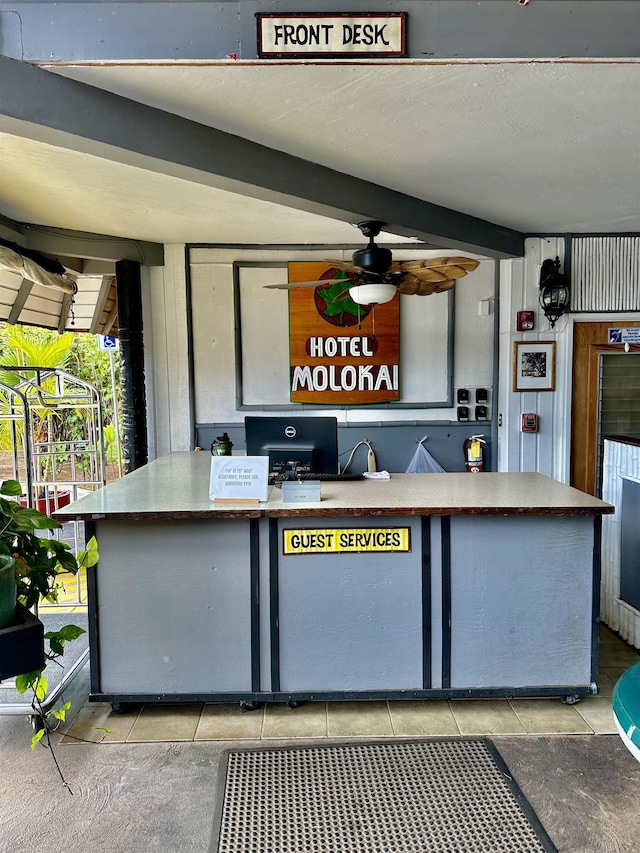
[{"left": 265, "top": 220, "right": 480, "bottom": 305}]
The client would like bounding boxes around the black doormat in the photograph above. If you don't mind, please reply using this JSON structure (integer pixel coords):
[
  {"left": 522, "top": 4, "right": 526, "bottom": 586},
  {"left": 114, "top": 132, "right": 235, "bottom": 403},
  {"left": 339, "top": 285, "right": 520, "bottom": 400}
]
[{"left": 210, "top": 738, "right": 557, "bottom": 853}]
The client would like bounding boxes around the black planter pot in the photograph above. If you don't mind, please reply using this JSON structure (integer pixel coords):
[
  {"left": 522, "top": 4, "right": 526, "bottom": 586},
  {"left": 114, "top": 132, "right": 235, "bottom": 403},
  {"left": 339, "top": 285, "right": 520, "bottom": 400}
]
[{"left": 0, "top": 604, "right": 45, "bottom": 681}]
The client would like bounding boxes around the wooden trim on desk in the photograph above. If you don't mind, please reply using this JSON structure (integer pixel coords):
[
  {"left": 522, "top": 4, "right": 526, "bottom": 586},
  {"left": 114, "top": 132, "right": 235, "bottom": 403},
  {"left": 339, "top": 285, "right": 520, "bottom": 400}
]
[
  {"left": 263, "top": 505, "right": 614, "bottom": 518},
  {"left": 59, "top": 503, "right": 613, "bottom": 522}
]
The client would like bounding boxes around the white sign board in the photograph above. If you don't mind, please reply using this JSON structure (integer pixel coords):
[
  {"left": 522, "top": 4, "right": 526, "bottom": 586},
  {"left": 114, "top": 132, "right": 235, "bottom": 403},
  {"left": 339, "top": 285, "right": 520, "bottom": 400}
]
[
  {"left": 209, "top": 456, "right": 270, "bottom": 503},
  {"left": 258, "top": 13, "right": 406, "bottom": 57},
  {"left": 609, "top": 327, "right": 640, "bottom": 344},
  {"left": 97, "top": 335, "right": 119, "bottom": 351}
]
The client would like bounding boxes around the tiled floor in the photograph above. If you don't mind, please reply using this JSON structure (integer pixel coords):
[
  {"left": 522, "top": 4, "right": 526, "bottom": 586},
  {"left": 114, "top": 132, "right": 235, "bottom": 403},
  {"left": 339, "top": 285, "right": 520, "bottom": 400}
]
[{"left": 61, "top": 625, "right": 640, "bottom": 746}]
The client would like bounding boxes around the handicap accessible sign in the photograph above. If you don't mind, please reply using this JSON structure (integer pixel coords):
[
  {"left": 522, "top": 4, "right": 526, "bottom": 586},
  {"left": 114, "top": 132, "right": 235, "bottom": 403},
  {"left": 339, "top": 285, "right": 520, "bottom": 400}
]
[
  {"left": 608, "top": 328, "right": 640, "bottom": 345},
  {"left": 97, "top": 335, "right": 120, "bottom": 351}
]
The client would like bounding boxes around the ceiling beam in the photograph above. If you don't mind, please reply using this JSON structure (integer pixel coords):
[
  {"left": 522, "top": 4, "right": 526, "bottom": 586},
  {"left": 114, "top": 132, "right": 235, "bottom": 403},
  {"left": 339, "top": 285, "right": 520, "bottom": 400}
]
[
  {"left": 19, "top": 224, "right": 163, "bottom": 267},
  {"left": 1, "top": 1, "right": 637, "bottom": 61},
  {"left": 0, "top": 213, "right": 163, "bottom": 267},
  {"left": 0, "top": 56, "right": 524, "bottom": 258}
]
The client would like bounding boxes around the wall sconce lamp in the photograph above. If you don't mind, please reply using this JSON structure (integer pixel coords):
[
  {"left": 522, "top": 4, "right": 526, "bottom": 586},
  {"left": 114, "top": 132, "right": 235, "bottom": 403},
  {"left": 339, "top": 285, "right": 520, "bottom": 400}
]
[{"left": 539, "top": 256, "right": 570, "bottom": 328}]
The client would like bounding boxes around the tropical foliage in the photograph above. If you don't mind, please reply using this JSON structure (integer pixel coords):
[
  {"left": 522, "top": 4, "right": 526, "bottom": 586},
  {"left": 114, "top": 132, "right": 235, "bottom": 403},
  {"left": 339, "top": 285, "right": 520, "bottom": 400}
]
[
  {"left": 0, "top": 477, "right": 99, "bottom": 789},
  {"left": 0, "top": 323, "right": 123, "bottom": 481}
]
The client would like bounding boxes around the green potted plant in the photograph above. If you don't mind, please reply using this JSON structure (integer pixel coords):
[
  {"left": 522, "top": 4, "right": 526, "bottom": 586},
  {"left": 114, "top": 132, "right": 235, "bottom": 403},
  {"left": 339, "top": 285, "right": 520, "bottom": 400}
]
[{"left": 0, "top": 477, "right": 98, "bottom": 788}]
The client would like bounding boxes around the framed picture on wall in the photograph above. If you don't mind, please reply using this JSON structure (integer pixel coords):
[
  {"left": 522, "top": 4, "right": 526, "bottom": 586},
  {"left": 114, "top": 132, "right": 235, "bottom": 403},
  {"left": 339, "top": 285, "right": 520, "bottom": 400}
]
[{"left": 513, "top": 341, "right": 556, "bottom": 392}]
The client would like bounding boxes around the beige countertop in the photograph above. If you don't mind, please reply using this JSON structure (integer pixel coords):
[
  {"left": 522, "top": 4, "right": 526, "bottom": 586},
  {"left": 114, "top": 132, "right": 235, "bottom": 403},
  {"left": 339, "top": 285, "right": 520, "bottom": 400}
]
[{"left": 54, "top": 451, "right": 614, "bottom": 521}]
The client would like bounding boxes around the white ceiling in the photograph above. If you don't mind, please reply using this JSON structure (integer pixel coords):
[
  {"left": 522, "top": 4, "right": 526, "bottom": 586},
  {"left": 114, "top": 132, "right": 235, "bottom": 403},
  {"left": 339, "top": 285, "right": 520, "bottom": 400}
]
[
  {"left": 1, "top": 59, "right": 639, "bottom": 246},
  {"left": 0, "top": 58, "right": 638, "bottom": 331}
]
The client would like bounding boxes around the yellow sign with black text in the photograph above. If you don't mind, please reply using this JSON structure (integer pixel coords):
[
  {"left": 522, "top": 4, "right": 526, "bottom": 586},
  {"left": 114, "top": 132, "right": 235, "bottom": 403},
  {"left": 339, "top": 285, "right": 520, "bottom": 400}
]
[{"left": 283, "top": 527, "right": 411, "bottom": 555}]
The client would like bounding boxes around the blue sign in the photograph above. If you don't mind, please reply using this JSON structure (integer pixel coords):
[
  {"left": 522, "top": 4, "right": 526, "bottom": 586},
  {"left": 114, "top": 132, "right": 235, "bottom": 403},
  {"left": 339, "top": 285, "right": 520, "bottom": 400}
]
[
  {"left": 98, "top": 335, "right": 119, "bottom": 351},
  {"left": 609, "top": 328, "right": 640, "bottom": 345}
]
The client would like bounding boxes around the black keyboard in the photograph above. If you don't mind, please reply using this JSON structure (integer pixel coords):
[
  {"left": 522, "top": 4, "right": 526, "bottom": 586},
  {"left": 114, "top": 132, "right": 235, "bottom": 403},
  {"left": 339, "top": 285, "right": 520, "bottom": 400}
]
[{"left": 291, "top": 472, "right": 365, "bottom": 481}]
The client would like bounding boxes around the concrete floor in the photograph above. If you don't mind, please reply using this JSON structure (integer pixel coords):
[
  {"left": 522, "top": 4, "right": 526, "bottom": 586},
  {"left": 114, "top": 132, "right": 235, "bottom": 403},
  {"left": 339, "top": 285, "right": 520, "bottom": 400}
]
[
  {"left": 2, "top": 711, "right": 640, "bottom": 852},
  {"left": 1, "top": 627, "right": 639, "bottom": 852}
]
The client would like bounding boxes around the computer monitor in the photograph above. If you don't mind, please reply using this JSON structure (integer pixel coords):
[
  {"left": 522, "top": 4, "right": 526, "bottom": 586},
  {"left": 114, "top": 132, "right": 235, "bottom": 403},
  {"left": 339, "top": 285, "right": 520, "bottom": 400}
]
[{"left": 244, "top": 416, "right": 339, "bottom": 475}]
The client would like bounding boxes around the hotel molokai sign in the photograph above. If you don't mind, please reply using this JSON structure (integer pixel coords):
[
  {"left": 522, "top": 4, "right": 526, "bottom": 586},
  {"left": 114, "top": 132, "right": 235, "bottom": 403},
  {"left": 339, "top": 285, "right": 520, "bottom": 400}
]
[
  {"left": 288, "top": 262, "right": 400, "bottom": 405},
  {"left": 257, "top": 13, "right": 406, "bottom": 58}
]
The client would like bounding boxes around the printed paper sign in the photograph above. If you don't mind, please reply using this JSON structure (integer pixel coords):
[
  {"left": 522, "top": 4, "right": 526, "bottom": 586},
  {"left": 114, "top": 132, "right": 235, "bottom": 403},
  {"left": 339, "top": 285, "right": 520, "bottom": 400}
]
[{"left": 209, "top": 456, "right": 269, "bottom": 502}]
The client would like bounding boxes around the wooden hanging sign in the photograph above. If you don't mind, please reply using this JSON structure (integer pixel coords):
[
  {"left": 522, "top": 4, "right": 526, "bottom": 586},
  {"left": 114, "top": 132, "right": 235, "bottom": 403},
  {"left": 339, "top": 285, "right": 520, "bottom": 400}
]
[
  {"left": 288, "top": 262, "right": 400, "bottom": 405},
  {"left": 257, "top": 13, "right": 406, "bottom": 58}
]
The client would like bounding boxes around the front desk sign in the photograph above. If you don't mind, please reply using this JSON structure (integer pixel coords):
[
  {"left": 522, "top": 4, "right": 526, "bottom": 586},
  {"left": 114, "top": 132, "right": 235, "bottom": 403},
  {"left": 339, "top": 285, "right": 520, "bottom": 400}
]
[
  {"left": 258, "top": 13, "right": 406, "bottom": 58},
  {"left": 283, "top": 527, "right": 411, "bottom": 555}
]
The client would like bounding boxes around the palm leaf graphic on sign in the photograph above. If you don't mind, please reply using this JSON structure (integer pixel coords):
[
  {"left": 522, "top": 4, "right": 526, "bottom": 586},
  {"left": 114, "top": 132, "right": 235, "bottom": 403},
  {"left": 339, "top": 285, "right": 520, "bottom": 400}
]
[{"left": 313, "top": 272, "right": 371, "bottom": 327}]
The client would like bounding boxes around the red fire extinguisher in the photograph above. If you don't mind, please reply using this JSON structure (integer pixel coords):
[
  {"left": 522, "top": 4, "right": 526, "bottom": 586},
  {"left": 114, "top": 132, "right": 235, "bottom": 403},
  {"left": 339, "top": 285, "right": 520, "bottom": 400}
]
[{"left": 464, "top": 434, "right": 486, "bottom": 473}]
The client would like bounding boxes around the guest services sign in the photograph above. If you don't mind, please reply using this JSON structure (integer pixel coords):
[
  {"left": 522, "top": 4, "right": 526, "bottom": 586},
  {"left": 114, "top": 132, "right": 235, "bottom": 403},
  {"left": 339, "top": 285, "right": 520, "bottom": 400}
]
[
  {"left": 283, "top": 527, "right": 411, "bottom": 555},
  {"left": 257, "top": 13, "right": 406, "bottom": 58}
]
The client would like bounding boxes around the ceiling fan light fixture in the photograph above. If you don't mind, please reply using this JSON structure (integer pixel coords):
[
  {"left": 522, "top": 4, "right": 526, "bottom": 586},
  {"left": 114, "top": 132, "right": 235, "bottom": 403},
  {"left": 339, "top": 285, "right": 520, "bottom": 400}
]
[{"left": 349, "top": 283, "right": 398, "bottom": 306}]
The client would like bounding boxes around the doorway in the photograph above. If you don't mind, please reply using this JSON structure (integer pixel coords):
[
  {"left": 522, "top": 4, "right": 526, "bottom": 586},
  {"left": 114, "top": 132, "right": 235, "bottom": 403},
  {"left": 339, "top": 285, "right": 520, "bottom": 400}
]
[{"left": 571, "top": 322, "right": 640, "bottom": 495}]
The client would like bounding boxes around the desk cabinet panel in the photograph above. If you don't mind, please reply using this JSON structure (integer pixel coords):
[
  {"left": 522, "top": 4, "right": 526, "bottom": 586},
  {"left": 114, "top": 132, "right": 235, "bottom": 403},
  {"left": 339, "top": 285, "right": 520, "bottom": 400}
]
[
  {"left": 93, "top": 519, "right": 253, "bottom": 694},
  {"left": 448, "top": 516, "right": 595, "bottom": 689}
]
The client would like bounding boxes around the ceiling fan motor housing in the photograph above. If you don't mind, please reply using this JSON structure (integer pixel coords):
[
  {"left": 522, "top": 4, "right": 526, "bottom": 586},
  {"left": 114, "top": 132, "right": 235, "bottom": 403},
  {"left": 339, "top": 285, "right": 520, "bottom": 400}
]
[
  {"left": 352, "top": 222, "right": 393, "bottom": 275},
  {"left": 352, "top": 243, "right": 393, "bottom": 275}
]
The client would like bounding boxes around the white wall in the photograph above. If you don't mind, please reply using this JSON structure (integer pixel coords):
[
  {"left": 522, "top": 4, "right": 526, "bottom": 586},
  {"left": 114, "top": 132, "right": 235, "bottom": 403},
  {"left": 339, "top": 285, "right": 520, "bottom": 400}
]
[
  {"left": 144, "top": 243, "right": 192, "bottom": 458},
  {"left": 498, "top": 237, "right": 569, "bottom": 479},
  {"left": 144, "top": 239, "right": 638, "bottom": 477},
  {"left": 498, "top": 237, "right": 640, "bottom": 482},
  {"left": 189, "top": 246, "right": 495, "bottom": 426}
]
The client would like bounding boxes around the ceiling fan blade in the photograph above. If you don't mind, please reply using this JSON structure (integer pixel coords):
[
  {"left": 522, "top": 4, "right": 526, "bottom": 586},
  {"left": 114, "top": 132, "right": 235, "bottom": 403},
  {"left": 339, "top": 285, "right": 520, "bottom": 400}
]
[
  {"left": 397, "top": 277, "right": 455, "bottom": 296},
  {"left": 264, "top": 279, "right": 346, "bottom": 290},
  {"left": 322, "top": 259, "right": 359, "bottom": 271},
  {"left": 400, "top": 257, "right": 480, "bottom": 280}
]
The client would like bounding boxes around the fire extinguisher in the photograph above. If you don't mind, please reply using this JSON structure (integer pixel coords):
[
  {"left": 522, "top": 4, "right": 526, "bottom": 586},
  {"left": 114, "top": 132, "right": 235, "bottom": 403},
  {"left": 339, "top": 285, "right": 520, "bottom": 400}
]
[{"left": 464, "top": 434, "right": 486, "bottom": 473}]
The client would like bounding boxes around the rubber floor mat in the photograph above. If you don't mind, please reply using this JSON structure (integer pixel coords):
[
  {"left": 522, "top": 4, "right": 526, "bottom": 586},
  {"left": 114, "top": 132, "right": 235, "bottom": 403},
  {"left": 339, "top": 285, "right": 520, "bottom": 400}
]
[{"left": 210, "top": 737, "right": 557, "bottom": 853}]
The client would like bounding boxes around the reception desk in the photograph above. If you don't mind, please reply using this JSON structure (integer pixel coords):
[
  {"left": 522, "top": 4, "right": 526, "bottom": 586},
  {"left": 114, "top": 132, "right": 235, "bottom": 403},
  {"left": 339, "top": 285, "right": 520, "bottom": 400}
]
[{"left": 56, "top": 452, "right": 613, "bottom": 708}]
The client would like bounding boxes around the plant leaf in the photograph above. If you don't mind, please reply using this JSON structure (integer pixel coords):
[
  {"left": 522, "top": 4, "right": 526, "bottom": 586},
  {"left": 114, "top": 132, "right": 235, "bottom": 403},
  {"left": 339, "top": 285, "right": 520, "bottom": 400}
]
[
  {"left": 48, "top": 637, "right": 64, "bottom": 656},
  {"left": 31, "top": 728, "right": 46, "bottom": 750},
  {"left": 45, "top": 624, "right": 86, "bottom": 643},
  {"left": 0, "top": 479, "right": 23, "bottom": 496},
  {"left": 78, "top": 535, "right": 99, "bottom": 568},
  {"left": 34, "top": 673, "right": 48, "bottom": 702},
  {"left": 8, "top": 506, "right": 61, "bottom": 531},
  {"left": 51, "top": 701, "right": 71, "bottom": 722},
  {"left": 14, "top": 669, "right": 43, "bottom": 694}
]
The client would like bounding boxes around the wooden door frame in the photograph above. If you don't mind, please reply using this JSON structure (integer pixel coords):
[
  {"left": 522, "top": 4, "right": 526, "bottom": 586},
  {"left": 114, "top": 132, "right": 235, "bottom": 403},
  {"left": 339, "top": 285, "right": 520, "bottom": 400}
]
[{"left": 571, "top": 321, "right": 640, "bottom": 495}]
